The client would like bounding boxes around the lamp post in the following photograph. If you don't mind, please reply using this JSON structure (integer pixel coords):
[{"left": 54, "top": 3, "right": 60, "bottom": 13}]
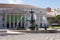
[{"left": 29, "top": 9, "right": 35, "bottom": 30}]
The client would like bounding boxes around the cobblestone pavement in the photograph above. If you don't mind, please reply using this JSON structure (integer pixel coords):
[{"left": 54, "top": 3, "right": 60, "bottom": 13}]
[
  {"left": 0, "top": 29, "right": 60, "bottom": 40},
  {"left": 1, "top": 33, "right": 60, "bottom": 40},
  {"left": 6, "top": 33, "right": 60, "bottom": 40}
]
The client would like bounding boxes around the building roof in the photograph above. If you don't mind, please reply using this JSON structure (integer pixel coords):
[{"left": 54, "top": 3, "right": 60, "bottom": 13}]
[
  {"left": 0, "top": 3, "right": 46, "bottom": 14},
  {"left": 46, "top": 7, "right": 52, "bottom": 12},
  {"left": 0, "top": 3, "right": 40, "bottom": 9}
]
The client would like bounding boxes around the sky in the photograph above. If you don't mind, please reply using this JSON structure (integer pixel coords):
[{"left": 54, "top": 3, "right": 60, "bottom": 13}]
[{"left": 0, "top": 0, "right": 60, "bottom": 8}]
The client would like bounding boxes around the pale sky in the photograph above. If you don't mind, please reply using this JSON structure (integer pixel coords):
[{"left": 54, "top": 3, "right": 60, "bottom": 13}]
[{"left": 0, "top": 0, "right": 60, "bottom": 8}]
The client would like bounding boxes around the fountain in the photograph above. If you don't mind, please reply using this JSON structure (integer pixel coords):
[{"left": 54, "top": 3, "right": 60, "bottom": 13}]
[
  {"left": 41, "top": 16, "right": 48, "bottom": 30},
  {"left": 42, "top": 16, "right": 48, "bottom": 26}
]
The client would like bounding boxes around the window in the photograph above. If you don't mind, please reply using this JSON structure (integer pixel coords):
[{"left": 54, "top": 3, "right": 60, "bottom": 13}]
[
  {"left": 40, "top": 11, "right": 42, "bottom": 13},
  {"left": 2, "top": 17, "right": 5, "bottom": 22},
  {"left": 2, "top": 10, "right": 4, "bottom": 12},
  {"left": 2, "top": 23, "right": 4, "bottom": 27},
  {"left": 40, "top": 16, "right": 43, "bottom": 22}
]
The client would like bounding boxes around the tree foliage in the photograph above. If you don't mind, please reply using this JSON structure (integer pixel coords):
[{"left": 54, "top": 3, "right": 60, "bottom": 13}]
[{"left": 48, "top": 15, "right": 60, "bottom": 23}]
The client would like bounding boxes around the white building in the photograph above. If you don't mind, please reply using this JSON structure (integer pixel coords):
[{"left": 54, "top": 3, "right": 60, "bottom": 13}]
[
  {"left": 0, "top": 4, "right": 47, "bottom": 29},
  {"left": 47, "top": 8, "right": 60, "bottom": 17}
]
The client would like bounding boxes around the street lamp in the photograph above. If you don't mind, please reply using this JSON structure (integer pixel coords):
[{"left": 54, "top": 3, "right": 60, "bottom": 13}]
[{"left": 29, "top": 9, "right": 35, "bottom": 30}]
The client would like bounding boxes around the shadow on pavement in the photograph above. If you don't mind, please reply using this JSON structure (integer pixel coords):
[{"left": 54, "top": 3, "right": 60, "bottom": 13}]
[
  {"left": 22, "top": 30, "right": 57, "bottom": 33},
  {"left": 6, "top": 33, "right": 23, "bottom": 35},
  {"left": 0, "top": 30, "right": 7, "bottom": 36},
  {"left": 16, "top": 30, "right": 60, "bottom": 33},
  {"left": 0, "top": 30, "right": 60, "bottom": 36},
  {"left": 0, "top": 33, "right": 7, "bottom": 36},
  {"left": 0, "top": 33, "right": 23, "bottom": 36}
]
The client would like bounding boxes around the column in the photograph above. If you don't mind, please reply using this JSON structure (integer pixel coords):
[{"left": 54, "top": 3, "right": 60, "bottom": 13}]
[
  {"left": 19, "top": 14, "right": 21, "bottom": 27},
  {"left": 20, "top": 15, "right": 22, "bottom": 28},
  {"left": 4, "top": 14, "right": 7, "bottom": 28},
  {"left": 2, "top": 14, "right": 5, "bottom": 28},
  {"left": 6, "top": 14, "right": 10, "bottom": 28},
  {"left": 22, "top": 15, "right": 25, "bottom": 28},
  {"left": 15, "top": 14, "right": 18, "bottom": 28},
  {"left": 40, "top": 16, "right": 43, "bottom": 27},
  {"left": 24, "top": 14, "right": 26, "bottom": 28},
  {"left": 10, "top": 14, "right": 12, "bottom": 28},
  {"left": 13, "top": 14, "right": 15, "bottom": 28},
  {"left": 4, "top": 14, "right": 7, "bottom": 29},
  {"left": 16, "top": 14, "right": 18, "bottom": 28},
  {"left": 5, "top": 14, "right": 7, "bottom": 29},
  {"left": 17, "top": 14, "right": 20, "bottom": 28},
  {"left": 10, "top": 14, "right": 11, "bottom": 28}
]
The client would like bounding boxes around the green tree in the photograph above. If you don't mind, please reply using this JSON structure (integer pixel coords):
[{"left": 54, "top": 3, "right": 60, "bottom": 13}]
[
  {"left": 55, "top": 15, "right": 60, "bottom": 23},
  {"left": 48, "top": 15, "right": 60, "bottom": 23}
]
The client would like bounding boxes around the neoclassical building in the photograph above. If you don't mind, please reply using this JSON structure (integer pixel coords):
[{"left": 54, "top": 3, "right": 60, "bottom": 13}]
[{"left": 0, "top": 4, "right": 47, "bottom": 29}]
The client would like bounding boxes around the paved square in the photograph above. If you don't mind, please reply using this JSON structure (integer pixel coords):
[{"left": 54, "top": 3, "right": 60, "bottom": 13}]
[{"left": 0, "top": 29, "right": 60, "bottom": 40}]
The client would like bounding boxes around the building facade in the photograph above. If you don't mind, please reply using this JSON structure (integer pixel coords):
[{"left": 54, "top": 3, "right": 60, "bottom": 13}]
[{"left": 0, "top": 4, "right": 47, "bottom": 29}]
